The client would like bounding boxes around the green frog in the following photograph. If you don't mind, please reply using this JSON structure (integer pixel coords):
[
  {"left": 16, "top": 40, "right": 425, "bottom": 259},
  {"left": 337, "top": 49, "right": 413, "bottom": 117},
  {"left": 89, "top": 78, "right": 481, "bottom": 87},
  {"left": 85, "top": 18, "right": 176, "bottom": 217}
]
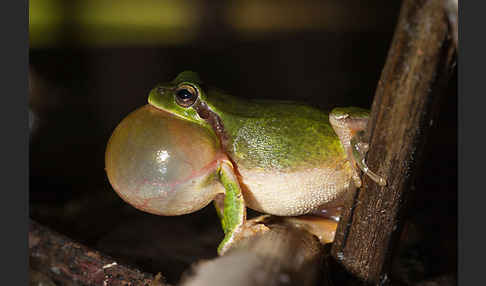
[{"left": 105, "top": 71, "right": 386, "bottom": 255}]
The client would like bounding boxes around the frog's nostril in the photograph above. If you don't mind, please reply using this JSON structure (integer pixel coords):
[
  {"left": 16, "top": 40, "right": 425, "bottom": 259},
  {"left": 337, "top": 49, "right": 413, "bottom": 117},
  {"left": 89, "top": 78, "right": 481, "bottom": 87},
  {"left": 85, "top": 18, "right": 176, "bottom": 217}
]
[{"left": 158, "top": 87, "right": 165, "bottom": 95}]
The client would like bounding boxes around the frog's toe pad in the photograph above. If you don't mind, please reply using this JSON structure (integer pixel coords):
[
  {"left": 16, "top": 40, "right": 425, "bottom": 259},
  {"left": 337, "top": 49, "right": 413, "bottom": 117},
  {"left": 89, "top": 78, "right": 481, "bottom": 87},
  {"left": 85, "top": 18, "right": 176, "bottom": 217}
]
[
  {"left": 285, "top": 216, "right": 337, "bottom": 244},
  {"left": 241, "top": 218, "right": 271, "bottom": 238}
]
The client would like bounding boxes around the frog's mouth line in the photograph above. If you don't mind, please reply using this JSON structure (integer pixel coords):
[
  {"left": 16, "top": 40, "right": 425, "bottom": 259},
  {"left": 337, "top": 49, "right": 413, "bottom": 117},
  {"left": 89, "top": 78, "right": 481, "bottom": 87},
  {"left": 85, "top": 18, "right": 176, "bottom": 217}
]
[{"left": 147, "top": 103, "right": 181, "bottom": 119}]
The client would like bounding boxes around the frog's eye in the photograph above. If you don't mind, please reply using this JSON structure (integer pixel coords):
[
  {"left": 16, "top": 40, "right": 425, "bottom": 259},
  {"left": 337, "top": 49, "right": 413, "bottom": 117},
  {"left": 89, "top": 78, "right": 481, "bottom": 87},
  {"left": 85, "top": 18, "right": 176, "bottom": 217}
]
[{"left": 175, "top": 84, "right": 198, "bottom": 108}]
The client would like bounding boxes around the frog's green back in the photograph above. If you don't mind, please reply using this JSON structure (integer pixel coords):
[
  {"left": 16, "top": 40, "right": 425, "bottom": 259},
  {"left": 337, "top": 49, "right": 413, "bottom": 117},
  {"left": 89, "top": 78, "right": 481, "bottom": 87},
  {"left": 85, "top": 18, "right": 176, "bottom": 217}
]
[{"left": 205, "top": 90, "right": 345, "bottom": 171}]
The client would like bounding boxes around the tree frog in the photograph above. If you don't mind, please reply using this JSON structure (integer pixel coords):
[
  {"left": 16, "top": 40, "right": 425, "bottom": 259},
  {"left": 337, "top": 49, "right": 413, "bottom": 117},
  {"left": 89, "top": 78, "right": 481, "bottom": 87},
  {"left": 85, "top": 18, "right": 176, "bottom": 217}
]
[{"left": 105, "top": 71, "right": 386, "bottom": 255}]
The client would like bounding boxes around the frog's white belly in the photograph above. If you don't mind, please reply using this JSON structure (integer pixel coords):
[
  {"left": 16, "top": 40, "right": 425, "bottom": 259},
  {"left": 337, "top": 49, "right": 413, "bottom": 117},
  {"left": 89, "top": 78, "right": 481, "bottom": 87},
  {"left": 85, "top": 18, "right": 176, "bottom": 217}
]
[{"left": 238, "top": 165, "right": 355, "bottom": 216}]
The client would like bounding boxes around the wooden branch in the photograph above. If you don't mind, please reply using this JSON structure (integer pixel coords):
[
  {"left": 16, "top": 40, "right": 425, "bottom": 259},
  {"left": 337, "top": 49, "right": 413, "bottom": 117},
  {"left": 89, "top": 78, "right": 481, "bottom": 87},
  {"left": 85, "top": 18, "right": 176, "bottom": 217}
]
[
  {"left": 180, "top": 216, "right": 329, "bottom": 286},
  {"left": 29, "top": 220, "right": 168, "bottom": 286},
  {"left": 330, "top": 0, "right": 456, "bottom": 284}
]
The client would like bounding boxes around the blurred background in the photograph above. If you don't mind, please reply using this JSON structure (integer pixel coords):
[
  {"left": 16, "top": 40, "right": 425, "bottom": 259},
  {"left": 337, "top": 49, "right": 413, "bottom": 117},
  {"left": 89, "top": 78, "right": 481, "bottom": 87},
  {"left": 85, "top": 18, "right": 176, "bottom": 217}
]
[{"left": 29, "top": 0, "right": 456, "bottom": 284}]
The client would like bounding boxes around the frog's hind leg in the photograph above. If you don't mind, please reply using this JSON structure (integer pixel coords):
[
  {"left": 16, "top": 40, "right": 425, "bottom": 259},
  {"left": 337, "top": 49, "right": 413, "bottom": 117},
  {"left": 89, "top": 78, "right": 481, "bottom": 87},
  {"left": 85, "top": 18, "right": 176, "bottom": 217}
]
[
  {"left": 329, "top": 107, "right": 386, "bottom": 187},
  {"left": 284, "top": 216, "right": 338, "bottom": 244}
]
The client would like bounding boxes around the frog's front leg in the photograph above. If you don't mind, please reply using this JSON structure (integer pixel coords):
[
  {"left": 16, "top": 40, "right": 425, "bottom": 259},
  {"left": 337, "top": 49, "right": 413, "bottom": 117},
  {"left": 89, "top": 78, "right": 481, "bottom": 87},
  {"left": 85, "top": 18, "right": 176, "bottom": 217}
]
[
  {"left": 215, "top": 160, "right": 269, "bottom": 255},
  {"left": 215, "top": 161, "right": 245, "bottom": 254},
  {"left": 330, "top": 107, "right": 386, "bottom": 187}
]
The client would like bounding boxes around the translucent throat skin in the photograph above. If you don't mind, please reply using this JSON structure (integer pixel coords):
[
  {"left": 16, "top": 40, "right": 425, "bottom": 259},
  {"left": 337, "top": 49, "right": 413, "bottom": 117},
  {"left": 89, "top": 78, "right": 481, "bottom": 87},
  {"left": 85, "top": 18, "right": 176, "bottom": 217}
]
[{"left": 106, "top": 71, "right": 386, "bottom": 255}]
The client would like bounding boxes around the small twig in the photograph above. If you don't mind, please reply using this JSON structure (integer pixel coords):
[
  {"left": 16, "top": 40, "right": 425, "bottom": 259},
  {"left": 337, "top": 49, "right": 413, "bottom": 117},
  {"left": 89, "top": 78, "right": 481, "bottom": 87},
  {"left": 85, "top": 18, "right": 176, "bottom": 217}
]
[
  {"left": 29, "top": 220, "right": 167, "bottom": 286},
  {"left": 330, "top": 0, "right": 456, "bottom": 284}
]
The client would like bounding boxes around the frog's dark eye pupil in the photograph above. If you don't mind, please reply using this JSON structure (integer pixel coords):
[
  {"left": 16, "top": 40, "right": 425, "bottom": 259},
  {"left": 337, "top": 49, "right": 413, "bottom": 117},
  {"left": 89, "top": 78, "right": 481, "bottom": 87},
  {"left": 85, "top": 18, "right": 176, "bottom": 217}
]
[
  {"left": 175, "top": 84, "right": 198, "bottom": 108},
  {"left": 176, "top": 89, "right": 193, "bottom": 100}
]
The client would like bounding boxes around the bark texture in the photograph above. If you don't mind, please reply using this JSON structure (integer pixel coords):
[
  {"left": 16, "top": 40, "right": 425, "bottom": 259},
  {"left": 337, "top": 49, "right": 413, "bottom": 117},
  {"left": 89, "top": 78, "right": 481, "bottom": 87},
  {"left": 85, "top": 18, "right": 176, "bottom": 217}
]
[{"left": 29, "top": 220, "right": 167, "bottom": 286}]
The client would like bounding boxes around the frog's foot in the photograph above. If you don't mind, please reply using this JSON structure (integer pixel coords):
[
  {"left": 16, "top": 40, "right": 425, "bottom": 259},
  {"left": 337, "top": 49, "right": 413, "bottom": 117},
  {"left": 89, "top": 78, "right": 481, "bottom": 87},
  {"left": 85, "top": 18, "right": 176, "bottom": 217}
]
[
  {"left": 351, "top": 132, "right": 386, "bottom": 186},
  {"left": 219, "top": 214, "right": 336, "bottom": 253},
  {"left": 284, "top": 216, "right": 338, "bottom": 244},
  {"left": 217, "top": 216, "right": 270, "bottom": 255},
  {"left": 329, "top": 107, "right": 387, "bottom": 187},
  {"left": 238, "top": 216, "right": 271, "bottom": 240}
]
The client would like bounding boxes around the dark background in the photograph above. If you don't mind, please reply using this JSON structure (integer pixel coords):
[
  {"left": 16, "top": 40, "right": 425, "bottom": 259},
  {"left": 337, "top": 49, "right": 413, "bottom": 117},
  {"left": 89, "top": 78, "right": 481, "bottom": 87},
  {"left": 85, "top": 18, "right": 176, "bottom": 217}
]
[{"left": 29, "top": 0, "right": 456, "bottom": 284}]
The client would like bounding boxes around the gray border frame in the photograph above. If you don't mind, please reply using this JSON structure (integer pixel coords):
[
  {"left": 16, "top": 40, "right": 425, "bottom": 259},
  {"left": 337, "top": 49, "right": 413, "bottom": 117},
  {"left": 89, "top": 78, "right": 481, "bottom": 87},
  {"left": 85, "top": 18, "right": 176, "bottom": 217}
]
[
  {"left": 459, "top": 1, "right": 477, "bottom": 285},
  {"left": 1, "top": 0, "right": 29, "bottom": 283}
]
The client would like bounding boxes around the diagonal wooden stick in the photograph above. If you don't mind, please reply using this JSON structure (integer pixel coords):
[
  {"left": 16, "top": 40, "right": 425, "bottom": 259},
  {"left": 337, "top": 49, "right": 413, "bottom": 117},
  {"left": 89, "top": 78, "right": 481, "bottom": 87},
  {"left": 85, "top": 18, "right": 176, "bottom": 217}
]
[{"left": 330, "top": 0, "right": 456, "bottom": 284}]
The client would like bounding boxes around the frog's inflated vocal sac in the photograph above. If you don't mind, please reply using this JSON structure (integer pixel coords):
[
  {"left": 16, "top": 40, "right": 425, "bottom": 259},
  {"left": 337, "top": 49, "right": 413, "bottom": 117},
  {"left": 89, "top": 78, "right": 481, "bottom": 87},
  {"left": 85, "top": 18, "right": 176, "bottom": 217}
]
[{"left": 105, "top": 71, "right": 386, "bottom": 255}]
